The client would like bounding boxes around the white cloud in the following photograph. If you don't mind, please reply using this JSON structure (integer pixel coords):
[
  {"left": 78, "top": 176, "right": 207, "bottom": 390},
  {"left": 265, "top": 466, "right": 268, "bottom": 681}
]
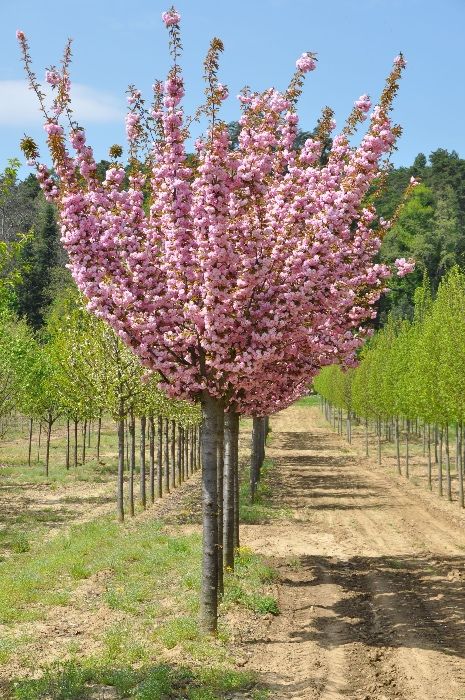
[{"left": 0, "top": 80, "right": 124, "bottom": 126}]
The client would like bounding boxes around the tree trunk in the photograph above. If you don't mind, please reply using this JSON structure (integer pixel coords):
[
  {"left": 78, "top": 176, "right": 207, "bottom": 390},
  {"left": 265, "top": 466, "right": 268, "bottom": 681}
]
[
  {"left": 177, "top": 424, "right": 182, "bottom": 484},
  {"left": 395, "top": 416, "right": 401, "bottom": 475},
  {"left": 405, "top": 419, "right": 410, "bottom": 478},
  {"left": 66, "top": 419, "right": 70, "bottom": 470},
  {"left": 445, "top": 424, "right": 452, "bottom": 502},
  {"left": 117, "top": 413, "right": 125, "bottom": 522},
  {"left": 128, "top": 411, "right": 135, "bottom": 517},
  {"left": 224, "top": 411, "right": 238, "bottom": 571},
  {"left": 96, "top": 411, "right": 102, "bottom": 462},
  {"left": 185, "top": 424, "right": 189, "bottom": 478},
  {"left": 87, "top": 419, "right": 91, "bottom": 448},
  {"left": 427, "top": 424, "right": 432, "bottom": 491},
  {"left": 199, "top": 393, "right": 222, "bottom": 633},
  {"left": 234, "top": 420, "right": 240, "bottom": 550},
  {"left": 74, "top": 419, "right": 78, "bottom": 468},
  {"left": 250, "top": 417, "right": 262, "bottom": 502},
  {"left": 149, "top": 415, "right": 155, "bottom": 504},
  {"left": 170, "top": 420, "right": 176, "bottom": 489},
  {"left": 28, "top": 418, "right": 33, "bottom": 467},
  {"left": 190, "top": 426, "right": 194, "bottom": 475},
  {"left": 140, "top": 415, "right": 147, "bottom": 509},
  {"left": 458, "top": 423, "right": 464, "bottom": 509},
  {"left": 37, "top": 421, "right": 42, "bottom": 462},
  {"left": 164, "top": 417, "right": 170, "bottom": 494},
  {"left": 193, "top": 425, "right": 197, "bottom": 472},
  {"left": 82, "top": 419, "right": 87, "bottom": 464},
  {"left": 438, "top": 426, "right": 443, "bottom": 496},
  {"left": 157, "top": 415, "right": 163, "bottom": 498},
  {"left": 365, "top": 417, "right": 369, "bottom": 457},
  {"left": 180, "top": 426, "right": 185, "bottom": 482},
  {"left": 217, "top": 409, "right": 225, "bottom": 597},
  {"left": 45, "top": 414, "right": 52, "bottom": 477},
  {"left": 377, "top": 418, "right": 381, "bottom": 465}
]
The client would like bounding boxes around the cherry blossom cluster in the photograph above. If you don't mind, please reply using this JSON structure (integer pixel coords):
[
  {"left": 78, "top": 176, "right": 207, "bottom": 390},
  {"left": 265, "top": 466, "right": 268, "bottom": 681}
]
[{"left": 18, "top": 10, "right": 411, "bottom": 416}]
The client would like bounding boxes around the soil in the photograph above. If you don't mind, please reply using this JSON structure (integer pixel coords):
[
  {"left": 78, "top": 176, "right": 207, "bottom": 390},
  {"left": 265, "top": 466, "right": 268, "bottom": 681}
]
[{"left": 240, "top": 404, "right": 465, "bottom": 700}]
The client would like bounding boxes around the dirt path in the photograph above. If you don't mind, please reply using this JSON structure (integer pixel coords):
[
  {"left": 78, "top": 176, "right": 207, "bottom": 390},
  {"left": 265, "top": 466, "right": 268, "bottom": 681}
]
[{"left": 241, "top": 404, "right": 465, "bottom": 700}]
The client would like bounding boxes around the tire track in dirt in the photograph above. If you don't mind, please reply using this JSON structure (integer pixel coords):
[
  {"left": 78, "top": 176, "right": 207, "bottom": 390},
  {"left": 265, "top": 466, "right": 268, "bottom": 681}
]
[{"left": 241, "top": 404, "right": 465, "bottom": 700}]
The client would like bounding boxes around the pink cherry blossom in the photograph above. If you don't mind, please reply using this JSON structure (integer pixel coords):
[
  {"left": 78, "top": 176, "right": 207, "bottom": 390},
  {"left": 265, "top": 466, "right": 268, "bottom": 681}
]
[
  {"left": 394, "top": 258, "right": 416, "bottom": 277},
  {"left": 296, "top": 52, "right": 317, "bottom": 73},
  {"left": 162, "top": 9, "right": 180, "bottom": 26}
]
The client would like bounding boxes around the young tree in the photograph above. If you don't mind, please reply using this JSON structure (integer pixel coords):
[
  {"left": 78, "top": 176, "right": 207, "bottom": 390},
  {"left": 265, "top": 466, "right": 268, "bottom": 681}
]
[{"left": 19, "top": 11, "right": 409, "bottom": 631}]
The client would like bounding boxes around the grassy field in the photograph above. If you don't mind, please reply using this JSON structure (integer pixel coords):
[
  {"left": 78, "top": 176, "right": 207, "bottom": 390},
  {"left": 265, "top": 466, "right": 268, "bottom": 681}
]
[{"left": 0, "top": 414, "right": 281, "bottom": 699}]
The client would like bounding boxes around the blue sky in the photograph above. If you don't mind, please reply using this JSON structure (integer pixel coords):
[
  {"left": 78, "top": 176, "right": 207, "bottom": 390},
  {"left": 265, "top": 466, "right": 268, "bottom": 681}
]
[{"left": 0, "top": 0, "right": 463, "bottom": 175}]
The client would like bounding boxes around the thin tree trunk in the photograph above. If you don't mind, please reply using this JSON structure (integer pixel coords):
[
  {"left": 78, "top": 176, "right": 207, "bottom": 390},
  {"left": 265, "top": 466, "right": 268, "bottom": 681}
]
[
  {"left": 185, "top": 424, "right": 189, "bottom": 478},
  {"left": 193, "top": 425, "right": 197, "bottom": 472},
  {"left": 149, "top": 415, "right": 155, "bottom": 504},
  {"left": 217, "top": 409, "right": 225, "bottom": 597},
  {"left": 234, "top": 420, "right": 240, "bottom": 550},
  {"left": 37, "top": 421, "right": 42, "bottom": 462},
  {"left": 405, "top": 419, "right": 410, "bottom": 478},
  {"left": 170, "top": 420, "right": 176, "bottom": 489},
  {"left": 74, "top": 419, "right": 78, "bottom": 468},
  {"left": 224, "top": 411, "right": 238, "bottom": 571},
  {"left": 164, "top": 417, "right": 170, "bottom": 494},
  {"left": 87, "top": 419, "right": 91, "bottom": 448},
  {"left": 458, "top": 423, "right": 464, "bottom": 508},
  {"left": 434, "top": 424, "right": 439, "bottom": 464},
  {"left": 427, "top": 424, "right": 432, "bottom": 491},
  {"left": 199, "top": 393, "right": 222, "bottom": 633},
  {"left": 157, "top": 415, "right": 163, "bottom": 498},
  {"left": 365, "top": 417, "right": 369, "bottom": 457},
  {"left": 377, "top": 418, "right": 381, "bottom": 465},
  {"left": 438, "top": 426, "right": 443, "bottom": 496},
  {"left": 82, "top": 418, "right": 87, "bottom": 465},
  {"left": 177, "top": 424, "right": 182, "bottom": 484},
  {"left": 128, "top": 411, "right": 135, "bottom": 517},
  {"left": 66, "top": 419, "right": 70, "bottom": 470},
  {"left": 395, "top": 416, "right": 401, "bottom": 475},
  {"left": 96, "top": 411, "right": 102, "bottom": 462},
  {"left": 140, "top": 415, "right": 147, "bottom": 509},
  {"left": 181, "top": 426, "right": 185, "bottom": 482},
  {"left": 45, "top": 414, "right": 52, "bottom": 477},
  {"left": 190, "top": 425, "right": 194, "bottom": 475},
  {"left": 28, "top": 418, "right": 33, "bottom": 467},
  {"left": 446, "top": 424, "right": 452, "bottom": 502},
  {"left": 117, "top": 412, "right": 125, "bottom": 522}
]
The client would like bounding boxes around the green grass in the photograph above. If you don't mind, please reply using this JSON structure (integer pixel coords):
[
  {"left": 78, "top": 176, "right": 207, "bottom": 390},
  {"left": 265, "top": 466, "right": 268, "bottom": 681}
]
[
  {"left": 1, "top": 509, "right": 277, "bottom": 697},
  {"left": 11, "top": 660, "right": 261, "bottom": 700},
  {"left": 294, "top": 394, "right": 319, "bottom": 407},
  {"left": 239, "top": 458, "right": 292, "bottom": 523}
]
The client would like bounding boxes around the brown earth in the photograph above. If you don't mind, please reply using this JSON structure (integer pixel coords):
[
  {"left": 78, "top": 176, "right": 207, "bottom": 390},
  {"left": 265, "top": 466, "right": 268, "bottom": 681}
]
[{"left": 240, "top": 404, "right": 465, "bottom": 700}]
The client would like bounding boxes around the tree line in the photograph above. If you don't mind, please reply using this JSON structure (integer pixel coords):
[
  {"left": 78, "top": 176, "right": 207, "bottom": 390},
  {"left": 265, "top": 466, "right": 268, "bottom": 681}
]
[{"left": 314, "top": 268, "right": 465, "bottom": 508}]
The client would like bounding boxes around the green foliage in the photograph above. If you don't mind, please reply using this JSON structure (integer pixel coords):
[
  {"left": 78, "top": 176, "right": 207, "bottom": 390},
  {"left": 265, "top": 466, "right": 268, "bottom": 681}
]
[{"left": 315, "top": 268, "right": 465, "bottom": 427}]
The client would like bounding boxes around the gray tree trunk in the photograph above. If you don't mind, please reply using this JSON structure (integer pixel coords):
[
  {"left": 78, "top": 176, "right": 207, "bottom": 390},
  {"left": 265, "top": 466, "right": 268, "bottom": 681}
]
[
  {"left": 128, "top": 412, "right": 135, "bottom": 517},
  {"left": 117, "top": 412, "right": 125, "bottom": 522},
  {"left": 149, "top": 415, "right": 155, "bottom": 504},
  {"left": 140, "top": 415, "right": 147, "bottom": 508},
  {"left": 157, "top": 415, "right": 163, "bottom": 498},
  {"left": 200, "top": 393, "right": 222, "bottom": 633},
  {"left": 224, "top": 411, "right": 238, "bottom": 571}
]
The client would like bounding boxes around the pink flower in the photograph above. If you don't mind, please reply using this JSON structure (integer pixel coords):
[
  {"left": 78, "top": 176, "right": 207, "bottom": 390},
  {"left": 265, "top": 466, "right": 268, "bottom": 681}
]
[
  {"left": 355, "top": 94, "right": 371, "bottom": 113},
  {"left": 16, "top": 30, "right": 25, "bottom": 41},
  {"left": 217, "top": 83, "right": 229, "bottom": 101},
  {"left": 394, "top": 258, "right": 415, "bottom": 277},
  {"left": 394, "top": 54, "right": 406, "bottom": 68},
  {"left": 162, "top": 8, "right": 181, "bottom": 26},
  {"left": 409, "top": 176, "right": 420, "bottom": 186},
  {"left": 45, "top": 70, "right": 61, "bottom": 86},
  {"left": 296, "top": 52, "right": 317, "bottom": 73}
]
